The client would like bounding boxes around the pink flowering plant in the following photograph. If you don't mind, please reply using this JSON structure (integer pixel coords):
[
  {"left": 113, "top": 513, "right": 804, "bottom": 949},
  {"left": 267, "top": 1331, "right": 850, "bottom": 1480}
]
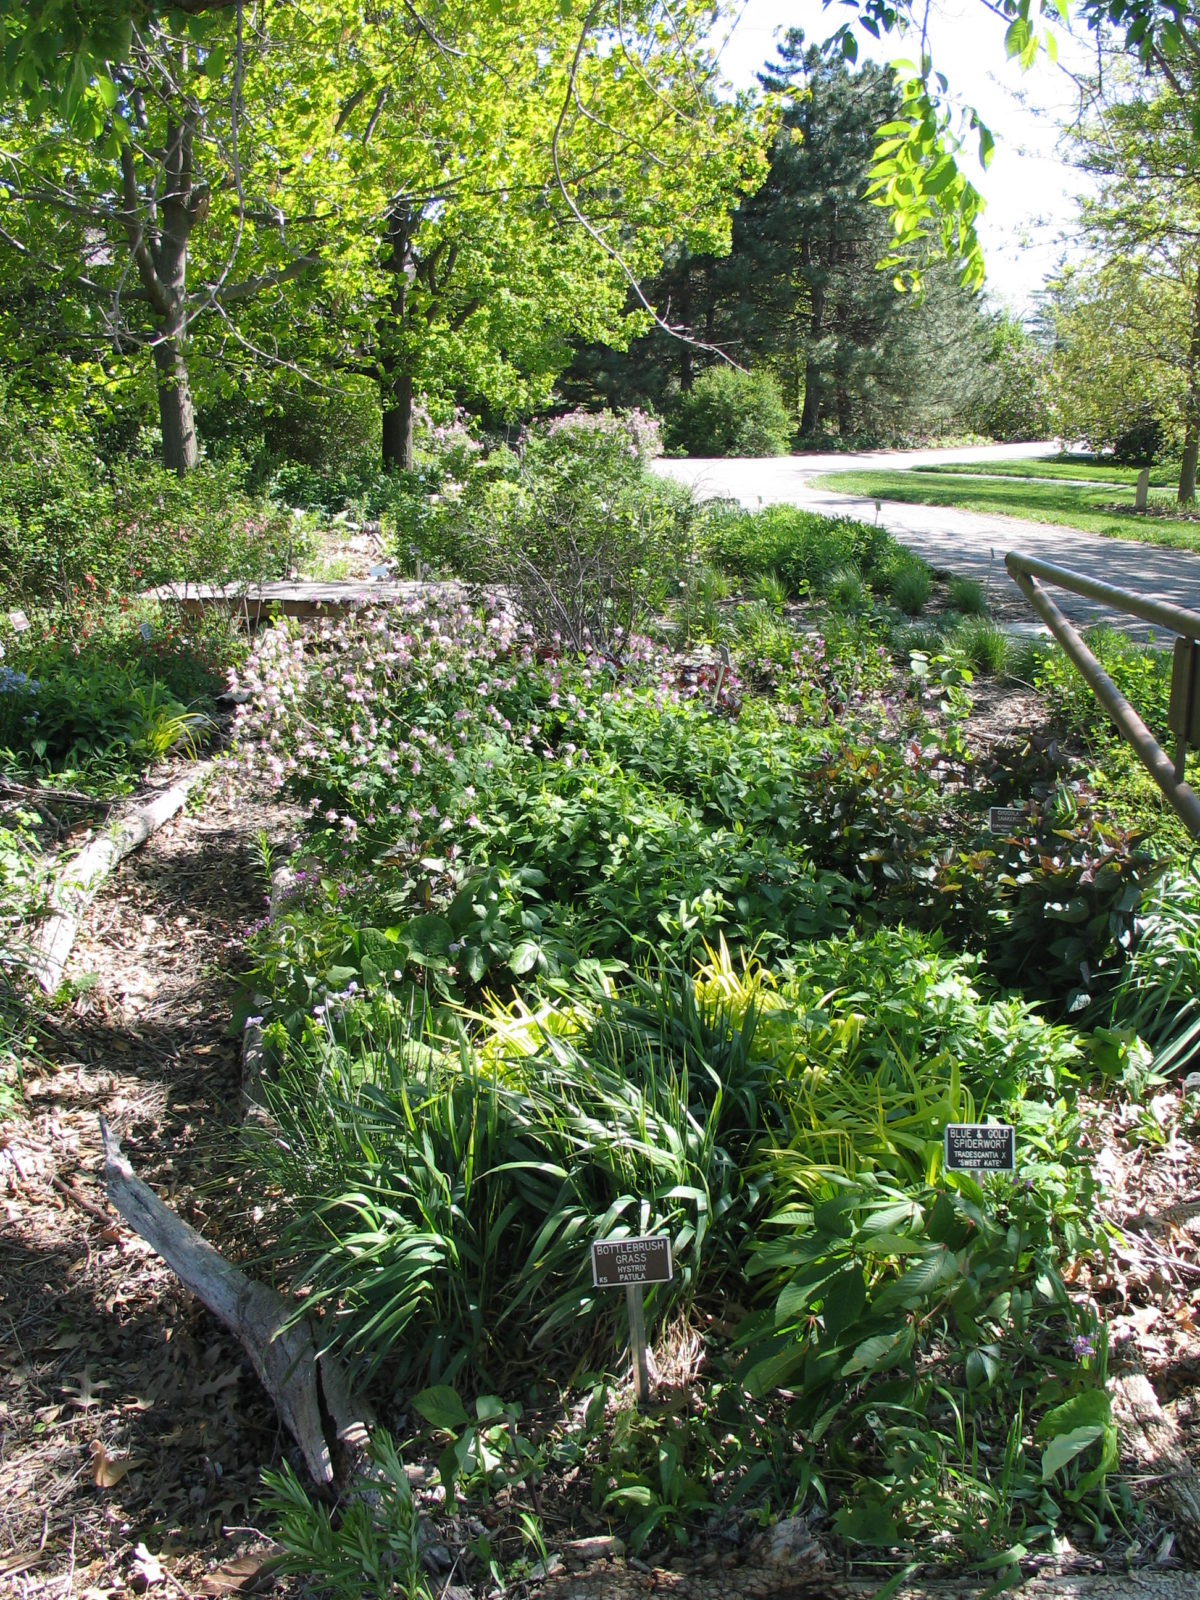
[{"left": 230, "top": 581, "right": 971, "bottom": 1034}]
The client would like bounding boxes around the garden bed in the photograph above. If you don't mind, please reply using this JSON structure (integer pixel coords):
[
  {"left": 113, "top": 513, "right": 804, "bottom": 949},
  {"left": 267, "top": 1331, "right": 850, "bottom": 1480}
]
[{"left": 4, "top": 434, "right": 1200, "bottom": 1598}]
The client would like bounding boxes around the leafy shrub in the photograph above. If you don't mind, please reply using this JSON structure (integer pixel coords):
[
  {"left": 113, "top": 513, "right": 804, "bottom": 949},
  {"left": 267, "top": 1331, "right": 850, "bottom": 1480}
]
[
  {"left": 451, "top": 412, "right": 695, "bottom": 654},
  {"left": 666, "top": 367, "right": 791, "bottom": 457},
  {"left": 106, "top": 460, "right": 311, "bottom": 590},
  {"left": 933, "top": 781, "right": 1163, "bottom": 1011},
  {"left": 701, "top": 505, "right": 893, "bottom": 599},
  {"left": 0, "top": 400, "right": 112, "bottom": 603},
  {"left": 0, "top": 394, "right": 310, "bottom": 603},
  {"left": 1034, "top": 626, "right": 1171, "bottom": 748},
  {"left": 1110, "top": 410, "right": 1163, "bottom": 467},
  {"left": 1, "top": 597, "right": 232, "bottom": 782},
  {"left": 1, "top": 657, "right": 210, "bottom": 775}
]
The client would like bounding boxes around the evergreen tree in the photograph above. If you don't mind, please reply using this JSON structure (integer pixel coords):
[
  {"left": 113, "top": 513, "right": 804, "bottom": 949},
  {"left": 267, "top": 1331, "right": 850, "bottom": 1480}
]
[{"left": 567, "top": 31, "right": 993, "bottom": 443}]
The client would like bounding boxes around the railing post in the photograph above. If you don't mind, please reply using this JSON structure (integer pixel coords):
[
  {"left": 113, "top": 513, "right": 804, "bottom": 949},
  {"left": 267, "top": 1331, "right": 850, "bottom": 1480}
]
[{"left": 1004, "top": 552, "right": 1200, "bottom": 842}]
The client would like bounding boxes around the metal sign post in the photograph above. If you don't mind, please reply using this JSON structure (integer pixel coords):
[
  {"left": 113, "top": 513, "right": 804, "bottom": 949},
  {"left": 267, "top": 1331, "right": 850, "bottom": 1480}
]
[{"left": 591, "top": 1236, "right": 674, "bottom": 1407}]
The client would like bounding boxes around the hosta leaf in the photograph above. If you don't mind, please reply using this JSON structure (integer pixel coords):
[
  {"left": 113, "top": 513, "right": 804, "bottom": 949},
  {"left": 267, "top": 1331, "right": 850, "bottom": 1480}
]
[
  {"left": 1041, "top": 1424, "right": 1102, "bottom": 1481},
  {"left": 1035, "top": 1387, "right": 1111, "bottom": 1442}
]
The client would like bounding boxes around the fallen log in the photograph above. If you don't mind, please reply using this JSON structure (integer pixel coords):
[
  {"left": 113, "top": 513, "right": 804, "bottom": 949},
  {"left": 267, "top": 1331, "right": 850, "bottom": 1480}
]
[
  {"left": 33, "top": 761, "right": 215, "bottom": 994},
  {"left": 101, "top": 1117, "right": 369, "bottom": 1487},
  {"left": 1111, "top": 1369, "right": 1200, "bottom": 1557}
]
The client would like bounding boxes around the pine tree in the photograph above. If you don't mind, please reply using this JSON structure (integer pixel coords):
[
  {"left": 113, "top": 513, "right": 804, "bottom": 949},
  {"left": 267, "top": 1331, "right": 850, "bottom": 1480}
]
[{"left": 567, "top": 31, "right": 992, "bottom": 442}]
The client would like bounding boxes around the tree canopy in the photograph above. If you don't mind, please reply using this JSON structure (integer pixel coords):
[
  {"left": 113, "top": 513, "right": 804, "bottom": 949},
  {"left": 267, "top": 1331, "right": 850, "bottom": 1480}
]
[{"left": 0, "top": 2, "right": 765, "bottom": 471}]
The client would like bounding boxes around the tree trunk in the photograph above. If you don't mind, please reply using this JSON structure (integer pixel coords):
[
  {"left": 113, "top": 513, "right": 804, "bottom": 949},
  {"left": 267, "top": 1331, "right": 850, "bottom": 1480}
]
[
  {"left": 799, "top": 274, "right": 824, "bottom": 437},
  {"left": 1181, "top": 425, "right": 1199, "bottom": 505},
  {"left": 836, "top": 382, "right": 852, "bottom": 437},
  {"left": 799, "top": 356, "right": 822, "bottom": 436},
  {"left": 154, "top": 323, "right": 199, "bottom": 476},
  {"left": 1180, "top": 260, "right": 1200, "bottom": 503},
  {"left": 381, "top": 370, "right": 414, "bottom": 472},
  {"left": 678, "top": 262, "right": 694, "bottom": 392},
  {"left": 379, "top": 203, "right": 418, "bottom": 472},
  {"left": 119, "top": 114, "right": 205, "bottom": 476}
]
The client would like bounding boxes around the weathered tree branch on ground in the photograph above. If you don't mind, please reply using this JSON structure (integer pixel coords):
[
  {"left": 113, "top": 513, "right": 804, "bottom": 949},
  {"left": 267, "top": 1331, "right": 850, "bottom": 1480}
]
[
  {"left": 100, "top": 1118, "right": 369, "bottom": 1487},
  {"left": 32, "top": 761, "right": 215, "bottom": 994},
  {"left": 1112, "top": 1369, "right": 1200, "bottom": 1557}
]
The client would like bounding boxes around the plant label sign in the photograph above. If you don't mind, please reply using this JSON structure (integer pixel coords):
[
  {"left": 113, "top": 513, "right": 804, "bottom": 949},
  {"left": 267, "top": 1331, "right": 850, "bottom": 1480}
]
[
  {"left": 592, "top": 1237, "right": 673, "bottom": 1407},
  {"left": 7, "top": 610, "right": 29, "bottom": 633},
  {"left": 944, "top": 1123, "right": 1015, "bottom": 1173},
  {"left": 591, "top": 1236, "right": 673, "bottom": 1288},
  {"left": 987, "top": 805, "right": 1026, "bottom": 833}
]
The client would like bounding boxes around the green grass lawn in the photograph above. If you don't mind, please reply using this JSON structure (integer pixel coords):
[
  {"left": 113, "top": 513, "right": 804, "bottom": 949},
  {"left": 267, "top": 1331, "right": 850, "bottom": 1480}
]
[
  {"left": 819, "top": 465, "right": 1200, "bottom": 551},
  {"left": 919, "top": 454, "right": 1179, "bottom": 488}
]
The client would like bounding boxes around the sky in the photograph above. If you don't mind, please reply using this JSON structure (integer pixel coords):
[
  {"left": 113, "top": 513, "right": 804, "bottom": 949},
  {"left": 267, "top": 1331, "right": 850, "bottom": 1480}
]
[{"left": 709, "top": 0, "right": 1099, "bottom": 315}]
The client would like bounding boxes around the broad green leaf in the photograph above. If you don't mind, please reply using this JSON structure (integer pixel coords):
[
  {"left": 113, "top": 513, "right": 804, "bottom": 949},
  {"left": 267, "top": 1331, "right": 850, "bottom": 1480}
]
[
  {"left": 1041, "top": 1424, "right": 1103, "bottom": 1481},
  {"left": 414, "top": 1384, "right": 470, "bottom": 1432}
]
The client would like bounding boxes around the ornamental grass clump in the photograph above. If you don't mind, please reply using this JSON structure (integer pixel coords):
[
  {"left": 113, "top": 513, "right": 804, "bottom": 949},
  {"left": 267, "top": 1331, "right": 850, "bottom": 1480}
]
[{"left": 1102, "top": 863, "right": 1200, "bottom": 1073}]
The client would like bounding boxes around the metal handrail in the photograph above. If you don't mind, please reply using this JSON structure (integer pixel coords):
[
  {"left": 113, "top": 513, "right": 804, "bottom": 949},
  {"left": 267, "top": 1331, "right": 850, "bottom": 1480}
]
[{"left": 1005, "top": 551, "right": 1200, "bottom": 841}]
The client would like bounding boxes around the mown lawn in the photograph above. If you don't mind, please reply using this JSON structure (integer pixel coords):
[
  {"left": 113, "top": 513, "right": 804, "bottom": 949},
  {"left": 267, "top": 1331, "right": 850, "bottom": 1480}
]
[
  {"left": 918, "top": 455, "right": 1179, "bottom": 488},
  {"left": 819, "top": 465, "right": 1200, "bottom": 551}
]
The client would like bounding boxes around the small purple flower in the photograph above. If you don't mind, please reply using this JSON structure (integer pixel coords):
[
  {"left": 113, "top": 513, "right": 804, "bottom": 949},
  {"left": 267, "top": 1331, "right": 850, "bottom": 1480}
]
[{"left": 1071, "top": 1334, "right": 1095, "bottom": 1360}]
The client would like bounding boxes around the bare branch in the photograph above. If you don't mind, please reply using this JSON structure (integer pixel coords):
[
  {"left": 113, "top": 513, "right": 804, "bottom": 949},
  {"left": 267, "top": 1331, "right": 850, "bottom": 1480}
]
[
  {"left": 211, "top": 253, "right": 323, "bottom": 302},
  {"left": 550, "top": 6, "right": 743, "bottom": 372}
]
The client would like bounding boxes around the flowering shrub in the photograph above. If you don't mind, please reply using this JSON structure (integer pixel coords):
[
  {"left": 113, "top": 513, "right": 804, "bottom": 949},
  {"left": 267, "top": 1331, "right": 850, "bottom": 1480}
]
[
  {"left": 231, "top": 587, "right": 978, "bottom": 1025},
  {"left": 443, "top": 411, "right": 696, "bottom": 655}
]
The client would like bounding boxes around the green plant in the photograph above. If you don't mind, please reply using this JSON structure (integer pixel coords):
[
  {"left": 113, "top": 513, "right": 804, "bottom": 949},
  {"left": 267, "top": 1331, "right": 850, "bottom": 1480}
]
[
  {"left": 824, "top": 563, "right": 871, "bottom": 614},
  {"left": 1034, "top": 627, "right": 1171, "bottom": 748},
  {"left": 934, "top": 785, "right": 1163, "bottom": 1011},
  {"left": 948, "top": 574, "right": 988, "bottom": 615},
  {"left": 1102, "top": 865, "right": 1200, "bottom": 1072},
  {"left": 884, "top": 556, "right": 933, "bottom": 615},
  {"left": 952, "top": 617, "right": 1011, "bottom": 676},
  {"left": 412, "top": 1386, "right": 542, "bottom": 1507},
  {"left": 745, "top": 569, "right": 789, "bottom": 608},
  {"left": 454, "top": 412, "right": 695, "bottom": 655},
  {"left": 666, "top": 367, "right": 792, "bottom": 457},
  {"left": 702, "top": 504, "right": 893, "bottom": 599},
  {"left": 253, "top": 966, "right": 774, "bottom": 1387},
  {"left": 672, "top": 560, "right": 732, "bottom": 646},
  {"left": 0, "top": 806, "right": 43, "bottom": 1120},
  {"left": 260, "top": 1429, "right": 430, "bottom": 1600}
]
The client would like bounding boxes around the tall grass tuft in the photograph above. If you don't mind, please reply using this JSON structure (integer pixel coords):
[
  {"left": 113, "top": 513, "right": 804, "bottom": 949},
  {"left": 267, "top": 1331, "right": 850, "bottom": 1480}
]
[
  {"left": 1104, "top": 866, "right": 1200, "bottom": 1073},
  {"left": 952, "top": 617, "right": 1011, "bottom": 676},
  {"left": 948, "top": 575, "right": 988, "bottom": 615},
  {"left": 884, "top": 556, "right": 933, "bottom": 616}
]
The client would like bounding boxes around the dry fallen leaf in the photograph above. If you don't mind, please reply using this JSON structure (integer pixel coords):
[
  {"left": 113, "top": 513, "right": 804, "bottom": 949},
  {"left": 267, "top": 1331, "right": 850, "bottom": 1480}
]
[
  {"left": 130, "top": 1542, "right": 165, "bottom": 1591},
  {"left": 89, "top": 1439, "right": 145, "bottom": 1488},
  {"left": 200, "top": 1553, "right": 273, "bottom": 1595}
]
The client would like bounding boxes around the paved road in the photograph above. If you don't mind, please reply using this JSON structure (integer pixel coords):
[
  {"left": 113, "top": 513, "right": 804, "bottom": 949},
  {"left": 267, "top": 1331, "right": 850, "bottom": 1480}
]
[{"left": 653, "top": 442, "right": 1200, "bottom": 636}]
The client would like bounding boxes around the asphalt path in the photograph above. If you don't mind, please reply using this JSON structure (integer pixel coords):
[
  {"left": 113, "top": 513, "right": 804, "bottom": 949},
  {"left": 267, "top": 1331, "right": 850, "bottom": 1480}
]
[{"left": 653, "top": 442, "right": 1200, "bottom": 638}]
